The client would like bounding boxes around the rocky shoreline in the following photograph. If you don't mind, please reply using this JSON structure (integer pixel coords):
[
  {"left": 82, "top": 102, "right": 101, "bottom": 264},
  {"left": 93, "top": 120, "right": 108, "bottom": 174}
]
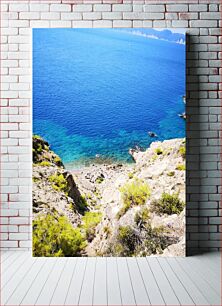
[{"left": 33, "top": 135, "right": 186, "bottom": 257}]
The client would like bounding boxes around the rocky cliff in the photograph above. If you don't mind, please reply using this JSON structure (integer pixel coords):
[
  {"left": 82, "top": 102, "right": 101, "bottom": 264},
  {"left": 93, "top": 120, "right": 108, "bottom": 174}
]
[{"left": 33, "top": 136, "right": 186, "bottom": 257}]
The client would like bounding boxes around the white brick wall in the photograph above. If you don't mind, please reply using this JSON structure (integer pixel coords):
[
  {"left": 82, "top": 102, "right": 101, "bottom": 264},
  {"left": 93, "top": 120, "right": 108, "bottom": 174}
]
[{"left": 0, "top": 0, "right": 221, "bottom": 255}]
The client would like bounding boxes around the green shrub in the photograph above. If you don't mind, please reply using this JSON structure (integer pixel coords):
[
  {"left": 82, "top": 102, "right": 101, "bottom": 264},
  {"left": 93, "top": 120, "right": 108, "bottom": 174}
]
[
  {"left": 128, "top": 172, "right": 134, "bottom": 179},
  {"left": 117, "top": 178, "right": 151, "bottom": 219},
  {"left": 167, "top": 171, "right": 175, "bottom": 177},
  {"left": 33, "top": 214, "right": 86, "bottom": 257},
  {"left": 111, "top": 222, "right": 169, "bottom": 256},
  {"left": 150, "top": 192, "right": 185, "bottom": 215},
  {"left": 114, "top": 226, "right": 137, "bottom": 256},
  {"left": 179, "top": 145, "right": 186, "bottom": 159},
  {"left": 81, "top": 211, "right": 102, "bottom": 241},
  {"left": 134, "top": 207, "right": 150, "bottom": 226},
  {"left": 77, "top": 195, "right": 88, "bottom": 213},
  {"left": 53, "top": 156, "right": 63, "bottom": 167},
  {"left": 176, "top": 163, "right": 185, "bottom": 171},
  {"left": 142, "top": 224, "right": 168, "bottom": 255},
  {"left": 103, "top": 226, "right": 111, "bottom": 237},
  {"left": 39, "top": 161, "right": 51, "bottom": 167},
  {"left": 49, "top": 173, "right": 69, "bottom": 194},
  {"left": 96, "top": 176, "right": 104, "bottom": 184},
  {"left": 155, "top": 147, "right": 163, "bottom": 155}
]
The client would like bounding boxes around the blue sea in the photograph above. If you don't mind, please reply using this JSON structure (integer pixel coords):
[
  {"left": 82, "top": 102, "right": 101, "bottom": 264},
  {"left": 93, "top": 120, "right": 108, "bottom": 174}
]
[{"left": 33, "top": 29, "right": 185, "bottom": 169}]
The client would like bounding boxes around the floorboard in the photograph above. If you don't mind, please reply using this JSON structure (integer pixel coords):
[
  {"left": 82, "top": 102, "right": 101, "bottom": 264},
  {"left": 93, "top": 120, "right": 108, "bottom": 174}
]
[
  {"left": 0, "top": 251, "right": 220, "bottom": 306},
  {"left": 35, "top": 257, "right": 67, "bottom": 305},
  {"left": 127, "top": 257, "right": 150, "bottom": 305},
  {"left": 167, "top": 257, "right": 210, "bottom": 305},
  {"left": 65, "top": 257, "right": 87, "bottom": 306},
  {"left": 107, "top": 257, "right": 122, "bottom": 306},
  {"left": 175, "top": 257, "right": 221, "bottom": 305},
  {"left": 137, "top": 257, "right": 165, "bottom": 305},
  {"left": 78, "top": 257, "right": 96, "bottom": 306},
  {"left": 50, "top": 258, "right": 77, "bottom": 305},
  {"left": 117, "top": 257, "right": 136, "bottom": 305},
  {"left": 93, "top": 257, "right": 107, "bottom": 306},
  {"left": 147, "top": 257, "right": 180, "bottom": 305}
]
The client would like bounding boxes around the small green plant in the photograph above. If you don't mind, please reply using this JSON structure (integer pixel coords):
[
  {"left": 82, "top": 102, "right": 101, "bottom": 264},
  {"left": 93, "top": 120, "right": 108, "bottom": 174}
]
[
  {"left": 81, "top": 211, "right": 102, "bottom": 241},
  {"left": 103, "top": 226, "right": 111, "bottom": 236},
  {"left": 151, "top": 154, "right": 158, "bottom": 162},
  {"left": 49, "top": 173, "right": 69, "bottom": 195},
  {"left": 96, "top": 176, "right": 104, "bottom": 184},
  {"left": 155, "top": 147, "right": 163, "bottom": 155},
  {"left": 176, "top": 163, "right": 185, "bottom": 171},
  {"left": 114, "top": 226, "right": 137, "bottom": 256},
  {"left": 53, "top": 156, "right": 63, "bottom": 166},
  {"left": 39, "top": 161, "right": 51, "bottom": 167},
  {"left": 32, "top": 177, "right": 40, "bottom": 182},
  {"left": 134, "top": 207, "right": 150, "bottom": 226},
  {"left": 77, "top": 195, "right": 88, "bottom": 213},
  {"left": 128, "top": 172, "right": 134, "bottom": 179},
  {"left": 33, "top": 214, "right": 86, "bottom": 257},
  {"left": 179, "top": 145, "right": 186, "bottom": 159},
  {"left": 167, "top": 171, "right": 175, "bottom": 177},
  {"left": 150, "top": 192, "right": 185, "bottom": 215},
  {"left": 117, "top": 178, "right": 151, "bottom": 219}
]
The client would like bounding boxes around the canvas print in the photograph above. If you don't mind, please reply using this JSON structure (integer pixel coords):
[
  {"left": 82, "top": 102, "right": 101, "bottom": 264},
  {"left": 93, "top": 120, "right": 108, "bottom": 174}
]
[{"left": 33, "top": 28, "right": 186, "bottom": 257}]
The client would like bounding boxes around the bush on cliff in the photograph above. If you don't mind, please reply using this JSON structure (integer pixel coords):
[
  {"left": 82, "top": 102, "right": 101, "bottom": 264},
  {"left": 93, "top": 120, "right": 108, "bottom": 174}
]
[
  {"left": 49, "top": 173, "right": 69, "bottom": 195},
  {"left": 150, "top": 192, "right": 184, "bottom": 215},
  {"left": 110, "top": 221, "right": 170, "bottom": 257},
  {"left": 117, "top": 178, "right": 151, "bottom": 219},
  {"left": 81, "top": 211, "right": 102, "bottom": 242},
  {"left": 179, "top": 145, "right": 186, "bottom": 159},
  {"left": 33, "top": 214, "right": 86, "bottom": 257}
]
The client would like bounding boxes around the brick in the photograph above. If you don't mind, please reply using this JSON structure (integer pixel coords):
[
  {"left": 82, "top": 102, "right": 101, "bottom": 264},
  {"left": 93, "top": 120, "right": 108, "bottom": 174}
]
[
  {"left": 94, "top": 4, "right": 111, "bottom": 11},
  {"left": 41, "top": 12, "right": 60, "bottom": 20},
  {"left": 143, "top": 5, "right": 165, "bottom": 12},
  {"left": 29, "top": 4, "right": 49, "bottom": 12},
  {"left": 102, "top": 12, "right": 122, "bottom": 19},
  {"left": 1, "top": 209, "right": 18, "bottom": 216},
  {"left": 72, "top": 20, "right": 93, "bottom": 28},
  {"left": 50, "top": 21, "right": 71, "bottom": 28},
  {"left": 2, "top": 123, "right": 18, "bottom": 131},
  {"left": 83, "top": 12, "right": 101, "bottom": 20},
  {"left": 190, "top": 20, "right": 218, "bottom": 28},
  {"left": 0, "top": 241, "right": 18, "bottom": 248},
  {"left": 189, "top": 4, "right": 207, "bottom": 12},
  {"left": 112, "top": 4, "right": 132, "bottom": 12},
  {"left": 93, "top": 20, "right": 112, "bottom": 28},
  {"left": 9, "top": 4, "right": 28, "bottom": 12},
  {"left": 19, "top": 241, "right": 31, "bottom": 248},
  {"left": 113, "top": 20, "right": 132, "bottom": 28},
  {"left": 179, "top": 13, "right": 198, "bottom": 20},
  {"left": 2, "top": 60, "right": 18, "bottom": 68},
  {"left": 50, "top": 4, "right": 71, "bottom": 12},
  {"left": 9, "top": 20, "right": 29, "bottom": 28},
  {"left": 19, "top": 12, "right": 40, "bottom": 20},
  {"left": 9, "top": 233, "right": 29, "bottom": 240},
  {"left": 209, "top": 4, "right": 219, "bottom": 11},
  {"left": 165, "top": 13, "right": 178, "bottom": 20},
  {"left": 30, "top": 21, "right": 50, "bottom": 28},
  {"left": 200, "top": 12, "right": 221, "bottom": 20},
  {"left": 9, "top": 115, "right": 29, "bottom": 123},
  {"left": 166, "top": 5, "right": 188, "bottom": 12},
  {"left": 73, "top": 4, "right": 92, "bottom": 12},
  {"left": 61, "top": 12, "right": 82, "bottom": 20},
  {"left": 172, "top": 20, "right": 188, "bottom": 28},
  {"left": 133, "top": 5, "right": 143, "bottom": 12}
]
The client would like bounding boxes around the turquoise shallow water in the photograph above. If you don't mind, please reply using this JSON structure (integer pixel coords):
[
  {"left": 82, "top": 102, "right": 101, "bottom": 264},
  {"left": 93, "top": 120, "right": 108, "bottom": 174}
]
[{"left": 33, "top": 29, "right": 185, "bottom": 168}]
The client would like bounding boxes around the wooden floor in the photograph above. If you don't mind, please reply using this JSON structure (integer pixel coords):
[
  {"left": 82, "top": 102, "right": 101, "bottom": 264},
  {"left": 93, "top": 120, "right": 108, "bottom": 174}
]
[{"left": 1, "top": 251, "right": 221, "bottom": 306}]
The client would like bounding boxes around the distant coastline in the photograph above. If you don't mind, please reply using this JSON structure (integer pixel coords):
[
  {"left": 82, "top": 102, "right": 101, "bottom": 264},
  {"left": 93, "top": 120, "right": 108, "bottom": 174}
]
[{"left": 118, "top": 29, "right": 186, "bottom": 45}]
